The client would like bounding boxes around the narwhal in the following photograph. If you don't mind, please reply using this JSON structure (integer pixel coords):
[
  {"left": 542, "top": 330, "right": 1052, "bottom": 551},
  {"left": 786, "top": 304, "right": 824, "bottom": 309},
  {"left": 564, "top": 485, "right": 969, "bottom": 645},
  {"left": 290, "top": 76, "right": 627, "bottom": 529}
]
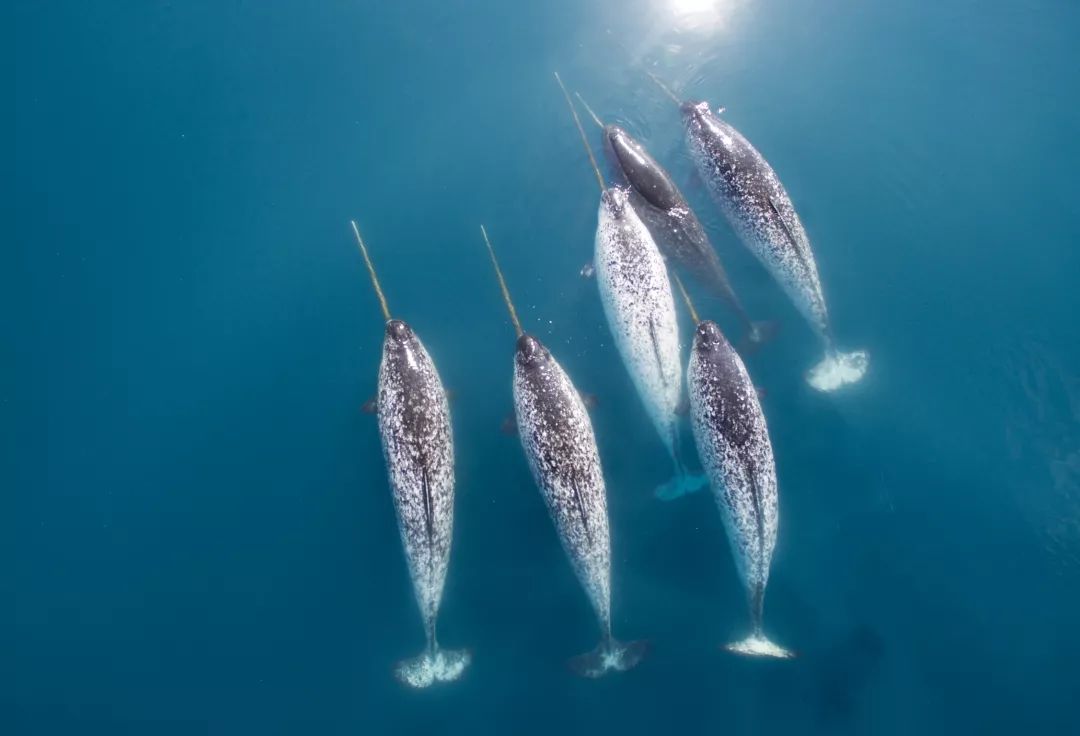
[
  {"left": 672, "top": 274, "right": 793, "bottom": 658},
  {"left": 573, "top": 90, "right": 774, "bottom": 348},
  {"left": 555, "top": 72, "right": 706, "bottom": 500},
  {"left": 649, "top": 73, "right": 868, "bottom": 391},
  {"left": 481, "top": 224, "right": 646, "bottom": 677},
  {"left": 350, "top": 221, "right": 470, "bottom": 687}
]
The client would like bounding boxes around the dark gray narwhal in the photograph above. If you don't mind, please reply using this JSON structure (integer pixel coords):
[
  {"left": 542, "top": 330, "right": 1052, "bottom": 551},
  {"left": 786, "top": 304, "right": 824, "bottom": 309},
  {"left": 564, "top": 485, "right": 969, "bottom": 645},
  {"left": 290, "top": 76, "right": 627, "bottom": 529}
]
[
  {"left": 649, "top": 73, "right": 868, "bottom": 391},
  {"left": 672, "top": 275, "right": 792, "bottom": 658},
  {"left": 481, "top": 225, "right": 646, "bottom": 677},
  {"left": 555, "top": 72, "right": 706, "bottom": 501},
  {"left": 573, "top": 91, "right": 774, "bottom": 348},
  {"left": 351, "top": 221, "right": 470, "bottom": 687}
]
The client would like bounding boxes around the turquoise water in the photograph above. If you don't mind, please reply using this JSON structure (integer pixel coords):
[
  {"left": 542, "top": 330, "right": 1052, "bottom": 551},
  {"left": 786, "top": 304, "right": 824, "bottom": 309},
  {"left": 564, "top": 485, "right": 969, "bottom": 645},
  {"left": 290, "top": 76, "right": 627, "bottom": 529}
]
[{"left": 12, "top": 0, "right": 1080, "bottom": 733}]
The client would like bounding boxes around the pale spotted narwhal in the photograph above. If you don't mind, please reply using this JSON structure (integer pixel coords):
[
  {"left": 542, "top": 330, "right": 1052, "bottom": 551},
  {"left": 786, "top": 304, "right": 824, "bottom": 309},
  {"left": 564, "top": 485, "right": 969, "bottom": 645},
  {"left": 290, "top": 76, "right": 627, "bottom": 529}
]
[
  {"left": 672, "top": 275, "right": 793, "bottom": 658},
  {"left": 481, "top": 225, "right": 646, "bottom": 677},
  {"left": 555, "top": 72, "right": 706, "bottom": 500},
  {"left": 350, "top": 221, "right": 469, "bottom": 687},
  {"left": 649, "top": 73, "right": 868, "bottom": 391}
]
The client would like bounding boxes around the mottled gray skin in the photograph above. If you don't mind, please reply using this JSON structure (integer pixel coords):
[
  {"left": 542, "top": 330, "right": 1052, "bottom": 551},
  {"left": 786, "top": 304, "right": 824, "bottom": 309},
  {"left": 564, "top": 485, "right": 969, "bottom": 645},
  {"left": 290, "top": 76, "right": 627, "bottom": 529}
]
[
  {"left": 602, "top": 124, "right": 682, "bottom": 211},
  {"left": 687, "top": 321, "right": 779, "bottom": 634},
  {"left": 512, "top": 334, "right": 612, "bottom": 639},
  {"left": 601, "top": 123, "right": 756, "bottom": 334},
  {"left": 377, "top": 320, "right": 455, "bottom": 652},
  {"left": 682, "top": 102, "right": 831, "bottom": 344}
]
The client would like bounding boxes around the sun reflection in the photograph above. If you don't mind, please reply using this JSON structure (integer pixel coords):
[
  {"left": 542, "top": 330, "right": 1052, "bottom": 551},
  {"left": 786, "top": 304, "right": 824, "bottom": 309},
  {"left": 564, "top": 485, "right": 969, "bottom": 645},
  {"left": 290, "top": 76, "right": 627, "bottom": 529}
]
[
  {"left": 671, "top": 0, "right": 717, "bottom": 12},
  {"left": 666, "top": 0, "right": 731, "bottom": 33}
]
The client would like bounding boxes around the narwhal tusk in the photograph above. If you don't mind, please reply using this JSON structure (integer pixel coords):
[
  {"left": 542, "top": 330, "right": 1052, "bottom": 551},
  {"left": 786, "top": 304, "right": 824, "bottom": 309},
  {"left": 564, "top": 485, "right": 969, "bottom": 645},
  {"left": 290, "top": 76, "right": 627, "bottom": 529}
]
[
  {"left": 480, "top": 224, "right": 525, "bottom": 338},
  {"left": 554, "top": 71, "right": 606, "bottom": 193},
  {"left": 350, "top": 220, "right": 392, "bottom": 323}
]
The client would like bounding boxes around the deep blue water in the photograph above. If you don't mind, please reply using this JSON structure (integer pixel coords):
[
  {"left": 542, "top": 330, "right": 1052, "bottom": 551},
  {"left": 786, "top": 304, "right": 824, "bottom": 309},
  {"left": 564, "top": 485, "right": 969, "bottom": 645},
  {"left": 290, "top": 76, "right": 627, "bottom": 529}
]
[{"left": 11, "top": 1, "right": 1080, "bottom": 733}]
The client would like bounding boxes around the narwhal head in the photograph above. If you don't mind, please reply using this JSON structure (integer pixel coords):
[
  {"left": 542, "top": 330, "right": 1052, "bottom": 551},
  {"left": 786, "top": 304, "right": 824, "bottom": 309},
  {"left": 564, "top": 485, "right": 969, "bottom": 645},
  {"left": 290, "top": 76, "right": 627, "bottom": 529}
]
[
  {"left": 601, "top": 124, "right": 627, "bottom": 174},
  {"left": 604, "top": 125, "right": 645, "bottom": 176},
  {"left": 603, "top": 123, "right": 630, "bottom": 156},
  {"left": 382, "top": 319, "right": 423, "bottom": 364},
  {"left": 692, "top": 320, "right": 730, "bottom": 355},
  {"left": 515, "top": 333, "right": 552, "bottom": 371},
  {"left": 680, "top": 99, "right": 712, "bottom": 126},
  {"left": 385, "top": 318, "right": 413, "bottom": 343},
  {"left": 604, "top": 124, "right": 682, "bottom": 212},
  {"left": 600, "top": 186, "right": 630, "bottom": 219}
]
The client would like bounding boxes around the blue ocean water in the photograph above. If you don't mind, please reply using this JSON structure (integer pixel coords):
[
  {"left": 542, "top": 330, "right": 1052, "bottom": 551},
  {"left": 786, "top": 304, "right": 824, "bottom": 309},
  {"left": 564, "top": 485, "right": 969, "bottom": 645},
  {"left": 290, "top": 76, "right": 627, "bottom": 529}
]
[{"left": 11, "top": 0, "right": 1080, "bottom": 732}]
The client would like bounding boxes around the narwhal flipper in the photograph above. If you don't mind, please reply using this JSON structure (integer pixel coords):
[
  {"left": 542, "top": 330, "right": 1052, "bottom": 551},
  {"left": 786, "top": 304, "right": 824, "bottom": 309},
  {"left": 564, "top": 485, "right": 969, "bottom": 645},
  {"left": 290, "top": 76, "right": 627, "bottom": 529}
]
[
  {"left": 500, "top": 412, "right": 517, "bottom": 436},
  {"left": 579, "top": 391, "right": 599, "bottom": 410}
]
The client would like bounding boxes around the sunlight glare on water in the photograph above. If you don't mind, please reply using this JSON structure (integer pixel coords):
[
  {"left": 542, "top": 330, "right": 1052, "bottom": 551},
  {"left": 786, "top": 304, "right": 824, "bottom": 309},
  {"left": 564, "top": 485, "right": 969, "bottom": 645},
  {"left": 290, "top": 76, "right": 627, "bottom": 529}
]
[{"left": 665, "top": 0, "right": 736, "bottom": 34}]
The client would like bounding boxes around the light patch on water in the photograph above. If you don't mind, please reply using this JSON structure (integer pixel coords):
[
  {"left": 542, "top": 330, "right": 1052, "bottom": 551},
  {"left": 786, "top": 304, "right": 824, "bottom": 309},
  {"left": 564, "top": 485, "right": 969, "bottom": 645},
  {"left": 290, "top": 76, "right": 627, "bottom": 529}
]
[
  {"left": 665, "top": 0, "right": 734, "bottom": 34},
  {"left": 807, "top": 349, "right": 870, "bottom": 392},
  {"left": 395, "top": 648, "right": 471, "bottom": 689},
  {"left": 726, "top": 634, "right": 795, "bottom": 659}
]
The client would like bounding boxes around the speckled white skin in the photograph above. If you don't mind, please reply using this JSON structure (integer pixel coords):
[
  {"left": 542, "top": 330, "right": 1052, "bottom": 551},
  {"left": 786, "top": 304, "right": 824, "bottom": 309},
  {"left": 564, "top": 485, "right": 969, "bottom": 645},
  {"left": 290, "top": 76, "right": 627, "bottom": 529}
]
[
  {"left": 595, "top": 187, "right": 682, "bottom": 462},
  {"left": 683, "top": 102, "right": 829, "bottom": 342},
  {"left": 687, "top": 321, "right": 784, "bottom": 651},
  {"left": 376, "top": 320, "right": 467, "bottom": 685},
  {"left": 512, "top": 336, "right": 612, "bottom": 638}
]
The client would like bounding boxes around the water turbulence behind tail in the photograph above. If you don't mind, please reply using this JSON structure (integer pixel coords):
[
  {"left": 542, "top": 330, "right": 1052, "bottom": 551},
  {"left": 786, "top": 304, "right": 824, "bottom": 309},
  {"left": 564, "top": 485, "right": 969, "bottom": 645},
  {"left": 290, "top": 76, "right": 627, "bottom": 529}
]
[
  {"left": 807, "top": 348, "right": 870, "bottom": 392},
  {"left": 568, "top": 638, "right": 649, "bottom": 679},
  {"left": 726, "top": 626, "right": 795, "bottom": 659},
  {"left": 722, "top": 475, "right": 793, "bottom": 659}
]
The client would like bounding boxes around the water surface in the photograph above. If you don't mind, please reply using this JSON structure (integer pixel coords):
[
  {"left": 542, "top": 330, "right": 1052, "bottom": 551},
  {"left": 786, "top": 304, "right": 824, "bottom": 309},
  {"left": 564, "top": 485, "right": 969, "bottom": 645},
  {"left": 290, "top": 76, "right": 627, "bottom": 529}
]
[{"left": 12, "top": 1, "right": 1080, "bottom": 733}]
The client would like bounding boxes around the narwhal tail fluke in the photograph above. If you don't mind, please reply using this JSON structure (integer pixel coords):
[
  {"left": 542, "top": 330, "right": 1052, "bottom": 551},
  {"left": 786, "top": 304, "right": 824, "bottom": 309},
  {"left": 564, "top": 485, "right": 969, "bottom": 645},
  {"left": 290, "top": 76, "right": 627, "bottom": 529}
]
[
  {"left": 725, "top": 631, "right": 795, "bottom": 659},
  {"left": 654, "top": 431, "right": 709, "bottom": 501},
  {"left": 807, "top": 348, "right": 869, "bottom": 392},
  {"left": 653, "top": 467, "right": 709, "bottom": 501},
  {"left": 726, "top": 589, "right": 794, "bottom": 658},
  {"left": 568, "top": 637, "right": 649, "bottom": 678},
  {"left": 394, "top": 645, "right": 471, "bottom": 688},
  {"left": 738, "top": 320, "right": 780, "bottom": 354}
]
